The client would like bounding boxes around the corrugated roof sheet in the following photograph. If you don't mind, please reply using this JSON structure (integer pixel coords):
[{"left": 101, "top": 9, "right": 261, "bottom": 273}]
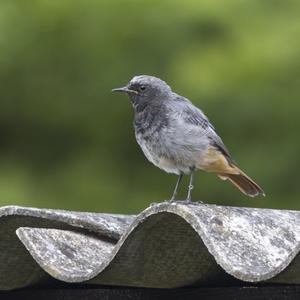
[{"left": 0, "top": 202, "right": 299, "bottom": 290}]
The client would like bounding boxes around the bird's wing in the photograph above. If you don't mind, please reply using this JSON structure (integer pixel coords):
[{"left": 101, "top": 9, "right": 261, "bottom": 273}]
[
  {"left": 176, "top": 96, "right": 233, "bottom": 162},
  {"left": 182, "top": 103, "right": 213, "bottom": 130},
  {"left": 207, "top": 128, "right": 233, "bottom": 162}
]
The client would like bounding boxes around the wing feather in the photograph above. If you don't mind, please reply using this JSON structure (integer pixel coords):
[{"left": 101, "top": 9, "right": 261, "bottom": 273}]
[{"left": 174, "top": 95, "right": 233, "bottom": 162}]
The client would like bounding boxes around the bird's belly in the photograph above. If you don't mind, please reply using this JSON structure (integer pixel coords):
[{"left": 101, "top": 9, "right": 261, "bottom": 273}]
[
  {"left": 156, "top": 156, "right": 191, "bottom": 174},
  {"left": 135, "top": 133, "right": 209, "bottom": 175},
  {"left": 136, "top": 138, "right": 159, "bottom": 166}
]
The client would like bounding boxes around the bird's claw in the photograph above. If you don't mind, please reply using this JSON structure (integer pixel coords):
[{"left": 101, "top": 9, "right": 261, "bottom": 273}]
[{"left": 184, "top": 200, "right": 193, "bottom": 205}]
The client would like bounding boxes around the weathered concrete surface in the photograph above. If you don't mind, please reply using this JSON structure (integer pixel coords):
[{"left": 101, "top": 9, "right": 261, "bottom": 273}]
[
  {"left": 0, "top": 206, "right": 134, "bottom": 290},
  {"left": 0, "top": 203, "right": 300, "bottom": 290}
]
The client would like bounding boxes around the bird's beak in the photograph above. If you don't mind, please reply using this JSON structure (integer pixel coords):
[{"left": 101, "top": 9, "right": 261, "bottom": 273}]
[{"left": 111, "top": 86, "right": 139, "bottom": 95}]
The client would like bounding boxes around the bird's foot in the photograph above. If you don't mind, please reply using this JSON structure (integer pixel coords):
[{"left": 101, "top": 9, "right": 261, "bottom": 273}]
[
  {"left": 169, "top": 198, "right": 193, "bottom": 205},
  {"left": 169, "top": 197, "right": 177, "bottom": 203},
  {"left": 168, "top": 198, "right": 205, "bottom": 205},
  {"left": 167, "top": 198, "right": 188, "bottom": 204},
  {"left": 183, "top": 198, "right": 193, "bottom": 205},
  {"left": 195, "top": 200, "right": 204, "bottom": 204}
]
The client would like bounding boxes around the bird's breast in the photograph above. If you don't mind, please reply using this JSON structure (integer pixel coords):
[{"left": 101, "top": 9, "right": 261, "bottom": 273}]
[
  {"left": 134, "top": 131, "right": 163, "bottom": 171},
  {"left": 133, "top": 106, "right": 212, "bottom": 174}
]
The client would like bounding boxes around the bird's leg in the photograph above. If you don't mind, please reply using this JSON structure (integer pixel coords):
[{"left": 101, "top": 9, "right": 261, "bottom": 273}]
[
  {"left": 170, "top": 173, "right": 184, "bottom": 202},
  {"left": 186, "top": 168, "right": 195, "bottom": 203}
]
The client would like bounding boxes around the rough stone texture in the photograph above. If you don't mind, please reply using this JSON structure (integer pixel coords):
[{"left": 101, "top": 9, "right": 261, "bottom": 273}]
[
  {"left": 0, "top": 203, "right": 300, "bottom": 290},
  {"left": 0, "top": 205, "right": 133, "bottom": 290}
]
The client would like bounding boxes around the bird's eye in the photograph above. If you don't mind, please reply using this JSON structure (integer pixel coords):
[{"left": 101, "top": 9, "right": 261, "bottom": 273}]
[{"left": 139, "top": 85, "right": 146, "bottom": 91}]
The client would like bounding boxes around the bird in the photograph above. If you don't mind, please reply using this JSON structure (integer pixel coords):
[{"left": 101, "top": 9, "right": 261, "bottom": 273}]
[{"left": 112, "top": 75, "right": 264, "bottom": 202}]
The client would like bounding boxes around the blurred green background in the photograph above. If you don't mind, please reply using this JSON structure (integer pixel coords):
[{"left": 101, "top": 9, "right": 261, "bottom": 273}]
[{"left": 0, "top": 0, "right": 299, "bottom": 214}]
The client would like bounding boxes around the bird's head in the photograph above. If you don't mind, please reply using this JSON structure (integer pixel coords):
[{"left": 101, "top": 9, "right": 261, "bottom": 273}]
[{"left": 112, "top": 75, "right": 172, "bottom": 107}]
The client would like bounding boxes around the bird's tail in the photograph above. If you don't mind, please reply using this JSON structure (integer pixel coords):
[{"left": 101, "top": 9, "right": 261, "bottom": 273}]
[
  {"left": 199, "top": 147, "right": 264, "bottom": 197},
  {"left": 218, "top": 165, "right": 265, "bottom": 198}
]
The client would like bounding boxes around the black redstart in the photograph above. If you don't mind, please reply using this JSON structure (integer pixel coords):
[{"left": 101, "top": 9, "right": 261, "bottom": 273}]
[{"left": 112, "top": 75, "right": 264, "bottom": 202}]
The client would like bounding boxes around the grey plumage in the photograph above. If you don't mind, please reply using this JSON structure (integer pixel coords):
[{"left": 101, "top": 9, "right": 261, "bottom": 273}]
[{"left": 112, "top": 75, "right": 264, "bottom": 201}]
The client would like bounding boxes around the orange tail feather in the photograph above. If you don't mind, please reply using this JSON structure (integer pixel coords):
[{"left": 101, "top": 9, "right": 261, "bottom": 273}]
[
  {"left": 200, "top": 147, "right": 264, "bottom": 197},
  {"left": 218, "top": 166, "right": 265, "bottom": 197}
]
